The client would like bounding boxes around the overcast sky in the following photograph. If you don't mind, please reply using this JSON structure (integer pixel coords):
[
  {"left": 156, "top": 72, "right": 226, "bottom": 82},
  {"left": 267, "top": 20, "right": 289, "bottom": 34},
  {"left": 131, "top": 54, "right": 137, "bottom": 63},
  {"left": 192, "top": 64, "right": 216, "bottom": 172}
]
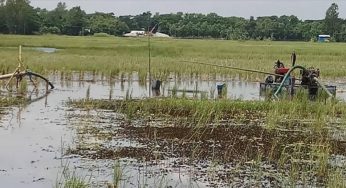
[{"left": 30, "top": 0, "right": 346, "bottom": 20}]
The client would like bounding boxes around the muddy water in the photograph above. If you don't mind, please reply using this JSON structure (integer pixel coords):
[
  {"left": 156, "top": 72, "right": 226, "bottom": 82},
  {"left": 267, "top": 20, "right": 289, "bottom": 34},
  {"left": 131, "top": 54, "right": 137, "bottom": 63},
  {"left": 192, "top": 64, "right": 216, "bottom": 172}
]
[
  {"left": 0, "top": 72, "right": 260, "bottom": 187},
  {"left": 0, "top": 102, "right": 69, "bottom": 187},
  {"left": 0, "top": 73, "right": 112, "bottom": 188},
  {"left": 0, "top": 72, "right": 345, "bottom": 188},
  {"left": 0, "top": 80, "right": 97, "bottom": 187},
  {"left": 59, "top": 72, "right": 346, "bottom": 101}
]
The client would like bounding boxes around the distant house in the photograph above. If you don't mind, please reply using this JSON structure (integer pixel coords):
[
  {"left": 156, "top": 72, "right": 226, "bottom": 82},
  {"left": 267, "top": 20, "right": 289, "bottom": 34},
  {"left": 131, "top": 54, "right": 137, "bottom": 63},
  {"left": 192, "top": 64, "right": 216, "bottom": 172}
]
[
  {"left": 153, "top": 32, "right": 170, "bottom": 38},
  {"left": 123, "top": 31, "right": 145, "bottom": 37},
  {"left": 123, "top": 31, "right": 170, "bottom": 38},
  {"left": 318, "top": 35, "right": 331, "bottom": 42}
]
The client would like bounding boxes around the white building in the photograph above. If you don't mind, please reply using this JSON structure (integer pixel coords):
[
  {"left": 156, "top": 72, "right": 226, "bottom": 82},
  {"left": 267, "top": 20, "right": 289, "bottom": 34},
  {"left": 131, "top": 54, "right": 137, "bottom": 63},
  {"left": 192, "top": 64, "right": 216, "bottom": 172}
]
[
  {"left": 123, "top": 30, "right": 145, "bottom": 37},
  {"left": 123, "top": 31, "right": 169, "bottom": 38},
  {"left": 153, "top": 32, "right": 170, "bottom": 38}
]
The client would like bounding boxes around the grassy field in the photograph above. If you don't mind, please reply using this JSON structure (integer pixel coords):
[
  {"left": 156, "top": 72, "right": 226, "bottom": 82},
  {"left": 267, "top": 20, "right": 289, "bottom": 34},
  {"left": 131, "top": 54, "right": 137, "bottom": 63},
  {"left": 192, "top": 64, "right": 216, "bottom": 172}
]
[
  {"left": 1, "top": 34, "right": 346, "bottom": 187},
  {"left": 0, "top": 34, "right": 346, "bottom": 79}
]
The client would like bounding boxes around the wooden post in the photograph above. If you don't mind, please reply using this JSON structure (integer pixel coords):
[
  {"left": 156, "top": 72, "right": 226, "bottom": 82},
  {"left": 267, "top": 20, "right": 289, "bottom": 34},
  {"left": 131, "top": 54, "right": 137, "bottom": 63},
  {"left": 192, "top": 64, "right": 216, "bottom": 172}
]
[
  {"left": 148, "top": 25, "right": 151, "bottom": 98},
  {"left": 19, "top": 45, "right": 22, "bottom": 64}
]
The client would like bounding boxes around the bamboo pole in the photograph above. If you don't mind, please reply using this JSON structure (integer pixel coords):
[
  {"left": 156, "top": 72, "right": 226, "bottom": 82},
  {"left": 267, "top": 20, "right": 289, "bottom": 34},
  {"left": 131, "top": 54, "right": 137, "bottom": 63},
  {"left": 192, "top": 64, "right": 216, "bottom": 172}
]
[
  {"left": 0, "top": 71, "right": 26, "bottom": 80},
  {"left": 3, "top": 46, "right": 55, "bottom": 90}
]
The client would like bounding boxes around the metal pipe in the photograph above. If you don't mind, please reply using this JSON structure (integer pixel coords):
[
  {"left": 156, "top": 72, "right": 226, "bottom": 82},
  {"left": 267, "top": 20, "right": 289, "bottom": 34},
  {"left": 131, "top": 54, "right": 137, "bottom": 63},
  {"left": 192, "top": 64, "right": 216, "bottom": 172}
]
[{"left": 181, "top": 60, "right": 285, "bottom": 77}]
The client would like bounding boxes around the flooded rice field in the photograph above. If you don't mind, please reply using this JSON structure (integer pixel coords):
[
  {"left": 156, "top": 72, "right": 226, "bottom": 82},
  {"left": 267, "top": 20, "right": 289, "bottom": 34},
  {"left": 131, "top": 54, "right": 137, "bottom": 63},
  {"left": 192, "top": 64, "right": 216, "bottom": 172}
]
[{"left": 1, "top": 72, "right": 346, "bottom": 187}]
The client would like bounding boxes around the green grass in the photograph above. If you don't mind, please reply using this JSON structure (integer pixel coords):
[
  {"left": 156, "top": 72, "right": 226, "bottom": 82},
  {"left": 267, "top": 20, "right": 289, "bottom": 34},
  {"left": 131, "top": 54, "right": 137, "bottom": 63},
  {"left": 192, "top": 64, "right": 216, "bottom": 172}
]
[
  {"left": 55, "top": 163, "right": 89, "bottom": 188},
  {"left": 69, "top": 96, "right": 346, "bottom": 127},
  {"left": 0, "top": 34, "right": 346, "bottom": 79},
  {"left": 0, "top": 96, "right": 25, "bottom": 112},
  {"left": 0, "top": 97, "right": 24, "bottom": 106},
  {"left": 1, "top": 34, "right": 345, "bottom": 187},
  {"left": 69, "top": 96, "right": 346, "bottom": 186}
]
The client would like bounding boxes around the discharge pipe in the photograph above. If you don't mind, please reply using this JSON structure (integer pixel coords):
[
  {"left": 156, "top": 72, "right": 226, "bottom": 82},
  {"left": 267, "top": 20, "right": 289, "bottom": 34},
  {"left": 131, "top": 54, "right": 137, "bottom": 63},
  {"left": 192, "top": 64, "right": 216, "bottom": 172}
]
[
  {"left": 273, "top": 65, "right": 333, "bottom": 99},
  {"left": 180, "top": 60, "right": 332, "bottom": 99}
]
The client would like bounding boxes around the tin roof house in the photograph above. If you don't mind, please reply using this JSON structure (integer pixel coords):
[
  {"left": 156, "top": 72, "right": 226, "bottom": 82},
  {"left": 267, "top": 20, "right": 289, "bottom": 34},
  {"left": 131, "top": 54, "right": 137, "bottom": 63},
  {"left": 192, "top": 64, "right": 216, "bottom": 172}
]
[{"left": 318, "top": 35, "right": 331, "bottom": 42}]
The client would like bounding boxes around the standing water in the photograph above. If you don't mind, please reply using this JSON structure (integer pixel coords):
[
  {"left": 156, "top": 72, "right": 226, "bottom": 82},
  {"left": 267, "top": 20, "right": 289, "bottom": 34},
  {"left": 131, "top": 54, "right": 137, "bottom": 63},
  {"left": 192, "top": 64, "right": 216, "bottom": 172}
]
[{"left": 0, "top": 72, "right": 345, "bottom": 187}]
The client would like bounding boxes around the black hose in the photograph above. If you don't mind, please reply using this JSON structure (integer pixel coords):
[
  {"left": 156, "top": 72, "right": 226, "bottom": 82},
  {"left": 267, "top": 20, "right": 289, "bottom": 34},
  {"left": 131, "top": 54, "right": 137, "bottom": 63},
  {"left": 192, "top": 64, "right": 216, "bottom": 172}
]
[{"left": 27, "top": 71, "right": 54, "bottom": 89}]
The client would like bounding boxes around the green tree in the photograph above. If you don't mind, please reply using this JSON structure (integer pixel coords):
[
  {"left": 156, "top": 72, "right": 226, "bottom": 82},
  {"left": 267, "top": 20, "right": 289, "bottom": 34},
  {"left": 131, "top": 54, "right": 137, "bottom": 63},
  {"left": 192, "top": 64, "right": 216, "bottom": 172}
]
[
  {"left": 301, "top": 21, "right": 324, "bottom": 41},
  {"left": 325, "top": 3, "right": 340, "bottom": 38},
  {"left": 1, "top": 3, "right": 344, "bottom": 41},
  {"left": 133, "top": 11, "right": 151, "bottom": 30},
  {"left": 64, "top": 6, "right": 86, "bottom": 35},
  {"left": 338, "top": 23, "right": 346, "bottom": 41},
  {"left": 119, "top": 15, "right": 138, "bottom": 30},
  {"left": 0, "top": 0, "right": 7, "bottom": 33},
  {"left": 276, "top": 15, "right": 300, "bottom": 40},
  {"left": 246, "top": 16, "right": 257, "bottom": 39},
  {"left": 5, "top": 0, "right": 39, "bottom": 34},
  {"left": 87, "top": 12, "right": 129, "bottom": 36},
  {"left": 256, "top": 17, "right": 278, "bottom": 40},
  {"left": 44, "top": 2, "right": 68, "bottom": 33},
  {"left": 114, "top": 19, "right": 129, "bottom": 35}
]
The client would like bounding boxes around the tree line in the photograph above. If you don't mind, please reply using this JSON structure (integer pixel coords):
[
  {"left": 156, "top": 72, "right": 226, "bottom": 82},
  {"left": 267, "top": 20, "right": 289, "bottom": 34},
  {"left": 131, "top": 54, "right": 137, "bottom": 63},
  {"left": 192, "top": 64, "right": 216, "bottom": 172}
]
[{"left": 0, "top": 0, "right": 345, "bottom": 41}]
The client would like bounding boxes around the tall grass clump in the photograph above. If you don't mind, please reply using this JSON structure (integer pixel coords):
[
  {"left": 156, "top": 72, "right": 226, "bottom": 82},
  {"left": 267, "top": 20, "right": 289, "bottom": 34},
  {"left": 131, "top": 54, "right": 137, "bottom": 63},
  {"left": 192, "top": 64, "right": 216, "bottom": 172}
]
[
  {"left": 70, "top": 98, "right": 271, "bottom": 126},
  {"left": 69, "top": 96, "right": 346, "bottom": 133},
  {"left": 63, "top": 177, "right": 88, "bottom": 188},
  {"left": 106, "top": 160, "right": 124, "bottom": 188},
  {"left": 327, "top": 168, "right": 346, "bottom": 187},
  {"left": 0, "top": 97, "right": 25, "bottom": 106},
  {"left": 55, "top": 164, "right": 89, "bottom": 188}
]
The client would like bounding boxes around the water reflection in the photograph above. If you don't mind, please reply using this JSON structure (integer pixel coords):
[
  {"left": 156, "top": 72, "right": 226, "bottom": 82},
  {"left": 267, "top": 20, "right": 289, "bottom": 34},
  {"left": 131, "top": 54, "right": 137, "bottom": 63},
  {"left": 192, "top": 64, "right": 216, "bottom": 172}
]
[
  {"left": 28, "top": 73, "right": 346, "bottom": 101},
  {"left": 35, "top": 47, "right": 58, "bottom": 53},
  {"left": 2, "top": 71, "right": 346, "bottom": 102}
]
